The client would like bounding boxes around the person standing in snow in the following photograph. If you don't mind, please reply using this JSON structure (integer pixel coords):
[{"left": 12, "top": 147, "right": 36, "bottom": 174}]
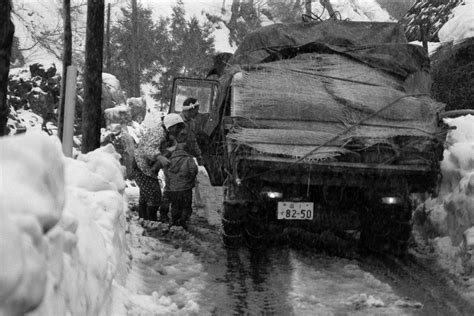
[
  {"left": 180, "top": 97, "right": 203, "bottom": 164},
  {"left": 166, "top": 136, "right": 199, "bottom": 230},
  {"left": 159, "top": 97, "right": 205, "bottom": 222},
  {"left": 180, "top": 97, "right": 205, "bottom": 208},
  {"left": 133, "top": 113, "right": 186, "bottom": 222}
]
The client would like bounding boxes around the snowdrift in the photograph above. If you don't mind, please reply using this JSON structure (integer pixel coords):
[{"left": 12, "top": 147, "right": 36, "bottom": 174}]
[
  {"left": 0, "top": 133, "right": 128, "bottom": 315},
  {"left": 422, "top": 115, "right": 474, "bottom": 274},
  {"left": 438, "top": 0, "right": 474, "bottom": 43}
]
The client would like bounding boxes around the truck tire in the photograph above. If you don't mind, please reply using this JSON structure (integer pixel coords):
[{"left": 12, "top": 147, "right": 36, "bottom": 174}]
[
  {"left": 359, "top": 199, "right": 412, "bottom": 256},
  {"left": 221, "top": 178, "right": 268, "bottom": 249},
  {"left": 221, "top": 179, "right": 248, "bottom": 248},
  {"left": 244, "top": 203, "right": 268, "bottom": 250},
  {"left": 222, "top": 199, "right": 246, "bottom": 248}
]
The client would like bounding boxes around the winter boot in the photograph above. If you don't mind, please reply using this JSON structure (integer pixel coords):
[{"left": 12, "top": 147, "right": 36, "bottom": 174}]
[
  {"left": 158, "top": 202, "right": 170, "bottom": 223},
  {"left": 147, "top": 205, "right": 159, "bottom": 222},
  {"left": 138, "top": 196, "right": 148, "bottom": 220}
]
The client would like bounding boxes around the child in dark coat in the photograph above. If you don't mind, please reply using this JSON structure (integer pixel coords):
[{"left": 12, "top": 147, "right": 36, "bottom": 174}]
[{"left": 166, "top": 142, "right": 198, "bottom": 229}]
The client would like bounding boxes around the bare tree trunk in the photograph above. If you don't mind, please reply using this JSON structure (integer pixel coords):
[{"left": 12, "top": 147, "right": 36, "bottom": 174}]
[
  {"left": 0, "top": 1, "right": 14, "bottom": 136},
  {"left": 228, "top": 0, "right": 240, "bottom": 26},
  {"left": 131, "top": 0, "right": 140, "bottom": 97},
  {"left": 82, "top": 0, "right": 104, "bottom": 153},
  {"left": 305, "top": 0, "right": 311, "bottom": 15},
  {"left": 104, "top": 3, "right": 111, "bottom": 72},
  {"left": 58, "top": 0, "right": 72, "bottom": 141},
  {"left": 420, "top": 23, "right": 430, "bottom": 53},
  {"left": 320, "top": 0, "right": 335, "bottom": 18}
]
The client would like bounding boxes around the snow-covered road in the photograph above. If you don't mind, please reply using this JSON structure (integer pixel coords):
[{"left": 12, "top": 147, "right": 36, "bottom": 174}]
[{"left": 124, "top": 169, "right": 474, "bottom": 315}]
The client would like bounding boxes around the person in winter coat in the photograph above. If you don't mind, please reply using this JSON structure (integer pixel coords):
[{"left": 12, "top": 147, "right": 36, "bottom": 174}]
[
  {"left": 180, "top": 97, "right": 205, "bottom": 208},
  {"left": 133, "top": 113, "right": 186, "bottom": 221},
  {"left": 166, "top": 139, "right": 199, "bottom": 229},
  {"left": 180, "top": 97, "right": 202, "bottom": 162},
  {"left": 159, "top": 97, "right": 205, "bottom": 222}
]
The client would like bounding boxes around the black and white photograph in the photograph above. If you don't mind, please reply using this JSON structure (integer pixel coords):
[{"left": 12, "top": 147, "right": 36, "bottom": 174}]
[{"left": 1, "top": 0, "right": 474, "bottom": 315}]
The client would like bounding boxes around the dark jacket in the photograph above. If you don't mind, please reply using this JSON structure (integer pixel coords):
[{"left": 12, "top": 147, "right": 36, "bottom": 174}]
[
  {"left": 166, "top": 148, "right": 198, "bottom": 192},
  {"left": 180, "top": 113, "right": 202, "bottom": 164}
]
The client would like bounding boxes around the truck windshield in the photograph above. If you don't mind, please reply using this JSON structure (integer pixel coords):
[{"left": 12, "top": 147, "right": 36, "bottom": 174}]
[{"left": 172, "top": 78, "right": 218, "bottom": 113}]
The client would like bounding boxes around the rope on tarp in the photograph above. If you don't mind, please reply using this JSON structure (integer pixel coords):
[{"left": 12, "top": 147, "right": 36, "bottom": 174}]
[{"left": 236, "top": 93, "right": 430, "bottom": 182}]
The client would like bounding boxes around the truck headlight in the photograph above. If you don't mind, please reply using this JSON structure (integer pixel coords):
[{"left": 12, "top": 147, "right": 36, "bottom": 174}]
[
  {"left": 381, "top": 197, "right": 402, "bottom": 205},
  {"left": 266, "top": 191, "right": 283, "bottom": 199},
  {"left": 261, "top": 188, "right": 283, "bottom": 199}
]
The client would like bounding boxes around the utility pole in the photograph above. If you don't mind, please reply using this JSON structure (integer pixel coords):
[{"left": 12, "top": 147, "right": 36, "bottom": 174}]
[
  {"left": 58, "top": 0, "right": 72, "bottom": 141},
  {"left": 82, "top": 0, "right": 104, "bottom": 153},
  {"left": 104, "top": 3, "right": 111, "bottom": 72}
]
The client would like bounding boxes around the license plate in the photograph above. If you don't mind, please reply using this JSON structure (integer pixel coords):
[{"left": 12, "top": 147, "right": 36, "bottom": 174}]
[{"left": 277, "top": 202, "right": 314, "bottom": 220}]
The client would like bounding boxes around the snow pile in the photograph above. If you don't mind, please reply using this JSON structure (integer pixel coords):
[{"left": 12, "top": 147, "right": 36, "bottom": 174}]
[
  {"left": 141, "top": 106, "right": 165, "bottom": 130},
  {"left": 0, "top": 133, "right": 128, "bottom": 315},
  {"left": 439, "top": 115, "right": 474, "bottom": 242},
  {"left": 423, "top": 115, "right": 474, "bottom": 273},
  {"left": 328, "top": 0, "right": 392, "bottom": 21},
  {"left": 0, "top": 133, "right": 65, "bottom": 315},
  {"left": 7, "top": 107, "right": 46, "bottom": 135},
  {"left": 102, "top": 72, "right": 127, "bottom": 111},
  {"left": 438, "top": 0, "right": 474, "bottom": 42}
]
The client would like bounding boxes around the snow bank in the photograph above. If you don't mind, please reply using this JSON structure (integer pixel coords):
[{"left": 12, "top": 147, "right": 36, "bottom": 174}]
[
  {"left": 423, "top": 115, "right": 474, "bottom": 273},
  {"left": 0, "top": 133, "right": 64, "bottom": 315},
  {"left": 438, "top": 116, "right": 474, "bottom": 244},
  {"left": 438, "top": 0, "right": 474, "bottom": 42},
  {"left": 0, "top": 133, "right": 128, "bottom": 315}
]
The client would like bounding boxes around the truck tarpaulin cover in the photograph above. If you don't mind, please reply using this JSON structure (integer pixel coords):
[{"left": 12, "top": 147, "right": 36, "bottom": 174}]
[{"left": 204, "top": 20, "right": 445, "bottom": 161}]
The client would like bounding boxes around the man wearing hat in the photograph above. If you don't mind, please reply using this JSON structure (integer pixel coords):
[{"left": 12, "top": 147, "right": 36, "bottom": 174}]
[{"left": 180, "top": 97, "right": 203, "bottom": 165}]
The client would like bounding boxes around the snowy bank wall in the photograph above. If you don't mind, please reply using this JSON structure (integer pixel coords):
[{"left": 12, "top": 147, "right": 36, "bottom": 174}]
[
  {"left": 0, "top": 133, "right": 128, "bottom": 315},
  {"left": 424, "top": 115, "right": 474, "bottom": 273},
  {"left": 431, "top": 115, "right": 474, "bottom": 242}
]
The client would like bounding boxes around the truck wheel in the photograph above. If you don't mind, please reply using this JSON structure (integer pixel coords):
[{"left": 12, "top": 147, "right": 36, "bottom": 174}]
[
  {"left": 360, "top": 200, "right": 412, "bottom": 256},
  {"left": 244, "top": 203, "right": 268, "bottom": 250},
  {"left": 221, "top": 178, "right": 267, "bottom": 250},
  {"left": 222, "top": 199, "right": 249, "bottom": 248}
]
